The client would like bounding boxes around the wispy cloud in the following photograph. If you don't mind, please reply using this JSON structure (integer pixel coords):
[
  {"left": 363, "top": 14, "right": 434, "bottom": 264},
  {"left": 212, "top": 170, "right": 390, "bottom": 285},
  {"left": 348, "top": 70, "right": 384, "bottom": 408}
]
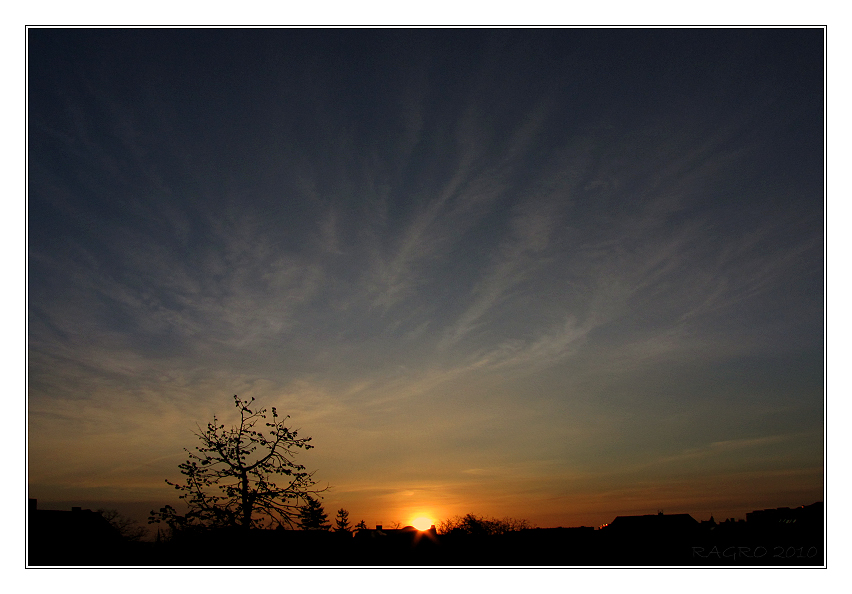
[{"left": 441, "top": 199, "right": 563, "bottom": 347}]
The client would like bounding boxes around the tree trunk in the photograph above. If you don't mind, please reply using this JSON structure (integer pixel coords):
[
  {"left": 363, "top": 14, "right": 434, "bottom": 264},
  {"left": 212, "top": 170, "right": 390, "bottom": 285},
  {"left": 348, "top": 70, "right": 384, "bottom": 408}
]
[{"left": 240, "top": 469, "right": 252, "bottom": 530}]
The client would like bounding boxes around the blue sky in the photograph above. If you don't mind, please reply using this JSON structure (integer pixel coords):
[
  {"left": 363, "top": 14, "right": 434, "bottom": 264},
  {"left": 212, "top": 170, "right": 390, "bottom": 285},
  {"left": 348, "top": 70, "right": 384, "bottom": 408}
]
[{"left": 27, "top": 28, "right": 823, "bottom": 529}]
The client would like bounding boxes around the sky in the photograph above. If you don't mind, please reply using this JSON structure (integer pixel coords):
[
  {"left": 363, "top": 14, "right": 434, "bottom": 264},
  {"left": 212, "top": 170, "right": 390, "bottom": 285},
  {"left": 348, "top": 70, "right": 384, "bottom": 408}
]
[{"left": 27, "top": 27, "right": 824, "bottom": 532}]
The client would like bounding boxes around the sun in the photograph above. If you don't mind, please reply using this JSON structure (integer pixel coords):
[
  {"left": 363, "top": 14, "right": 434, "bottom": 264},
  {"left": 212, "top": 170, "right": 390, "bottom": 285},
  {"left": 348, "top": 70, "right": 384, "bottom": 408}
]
[{"left": 411, "top": 516, "right": 434, "bottom": 531}]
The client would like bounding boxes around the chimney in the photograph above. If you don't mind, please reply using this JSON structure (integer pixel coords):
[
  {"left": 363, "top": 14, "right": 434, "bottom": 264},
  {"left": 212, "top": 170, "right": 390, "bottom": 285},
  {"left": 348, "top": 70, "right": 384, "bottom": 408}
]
[{"left": 376, "top": 524, "right": 382, "bottom": 531}]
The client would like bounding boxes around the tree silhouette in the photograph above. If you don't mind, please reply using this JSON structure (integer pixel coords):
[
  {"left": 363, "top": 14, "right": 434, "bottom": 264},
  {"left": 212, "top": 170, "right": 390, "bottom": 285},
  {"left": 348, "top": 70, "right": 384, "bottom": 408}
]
[
  {"left": 98, "top": 508, "right": 148, "bottom": 541},
  {"left": 149, "top": 395, "right": 322, "bottom": 532},
  {"left": 297, "top": 496, "right": 330, "bottom": 530},
  {"left": 438, "top": 513, "right": 533, "bottom": 535},
  {"left": 334, "top": 508, "right": 351, "bottom": 533},
  {"left": 355, "top": 519, "right": 367, "bottom": 531}
]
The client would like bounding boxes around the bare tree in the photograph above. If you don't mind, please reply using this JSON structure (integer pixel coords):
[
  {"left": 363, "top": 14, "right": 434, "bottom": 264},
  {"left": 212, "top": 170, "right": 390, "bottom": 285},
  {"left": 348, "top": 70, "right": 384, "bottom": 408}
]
[
  {"left": 98, "top": 508, "right": 148, "bottom": 541},
  {"left": 150, "top": 395, "right": 324, "bottom": 532}
]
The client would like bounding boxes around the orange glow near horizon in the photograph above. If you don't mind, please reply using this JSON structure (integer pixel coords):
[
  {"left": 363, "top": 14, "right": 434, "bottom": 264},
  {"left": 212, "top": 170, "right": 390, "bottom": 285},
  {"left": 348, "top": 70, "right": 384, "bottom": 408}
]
[{"left": 411, "top": 516, "right": 434, "bottom": 531}]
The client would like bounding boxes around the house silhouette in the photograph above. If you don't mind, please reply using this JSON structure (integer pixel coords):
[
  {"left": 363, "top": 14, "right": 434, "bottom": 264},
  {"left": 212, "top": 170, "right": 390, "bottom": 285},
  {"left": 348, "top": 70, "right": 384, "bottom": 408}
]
[
  {"left": 604, "top": 511, "right": 699, "bottom": 535},
  {"left": 28, "top": 498, "right": 122, "bottom": 565},
  {"left": 746, "top": 502, "right": 823, "bottom": 528}
]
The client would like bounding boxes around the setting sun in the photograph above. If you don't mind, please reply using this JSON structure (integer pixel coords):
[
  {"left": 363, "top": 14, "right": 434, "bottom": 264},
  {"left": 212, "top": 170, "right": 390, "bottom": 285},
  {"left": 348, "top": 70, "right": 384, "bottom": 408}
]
[{"left": 411, "top": 516, "right": 434, "bottom": 531}]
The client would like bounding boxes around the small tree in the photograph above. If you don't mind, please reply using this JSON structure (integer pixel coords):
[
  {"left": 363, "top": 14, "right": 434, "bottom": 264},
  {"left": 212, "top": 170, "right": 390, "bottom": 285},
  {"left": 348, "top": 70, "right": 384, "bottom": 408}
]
[
  {"left": 98, "top": 508, "right": 148, "bottom": 542},
  {"left": 149, "top": 395, "right": 323, "bottom": 533},
  {"left": 334, "top": 508, "right": 351, "bottom": 533},
  {"left": 355, "top": 519, "right": 367, "bottom": 531},
  {"left": 297, "top": 496, "right": 330, "bottom": 530},
  {"left": 437, "top": 514, "right": 533, "bottom": 536}
]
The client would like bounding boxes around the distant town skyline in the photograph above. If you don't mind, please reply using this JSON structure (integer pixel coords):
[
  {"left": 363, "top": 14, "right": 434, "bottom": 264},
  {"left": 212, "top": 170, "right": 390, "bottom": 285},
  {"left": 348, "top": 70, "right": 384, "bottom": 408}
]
[{"left": 28, "top": 27, "right": 824, "bottom": 531}]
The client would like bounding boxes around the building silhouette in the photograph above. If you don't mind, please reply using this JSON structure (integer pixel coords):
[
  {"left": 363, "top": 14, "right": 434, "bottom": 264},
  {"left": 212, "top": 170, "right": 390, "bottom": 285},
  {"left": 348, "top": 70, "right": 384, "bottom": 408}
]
[
  {"left": 604, "top": 511, "right": 699, "bottom": 535},
  {"left": 28, "top": 499, "right": 122, "bottom": 565}
]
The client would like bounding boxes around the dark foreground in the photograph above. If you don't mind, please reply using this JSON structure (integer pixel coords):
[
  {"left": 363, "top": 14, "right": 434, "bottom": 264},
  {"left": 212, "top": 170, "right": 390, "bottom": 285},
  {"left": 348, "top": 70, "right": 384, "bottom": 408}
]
[{"left": 28, "top": 523, "right": 824, "bottom": 567}]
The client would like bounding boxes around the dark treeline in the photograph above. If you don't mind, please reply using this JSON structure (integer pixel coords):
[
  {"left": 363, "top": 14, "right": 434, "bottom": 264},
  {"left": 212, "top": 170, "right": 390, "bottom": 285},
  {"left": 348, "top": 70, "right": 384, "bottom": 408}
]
[{"left": 28, "top": 502, "right": 823, "bottom": 566}]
